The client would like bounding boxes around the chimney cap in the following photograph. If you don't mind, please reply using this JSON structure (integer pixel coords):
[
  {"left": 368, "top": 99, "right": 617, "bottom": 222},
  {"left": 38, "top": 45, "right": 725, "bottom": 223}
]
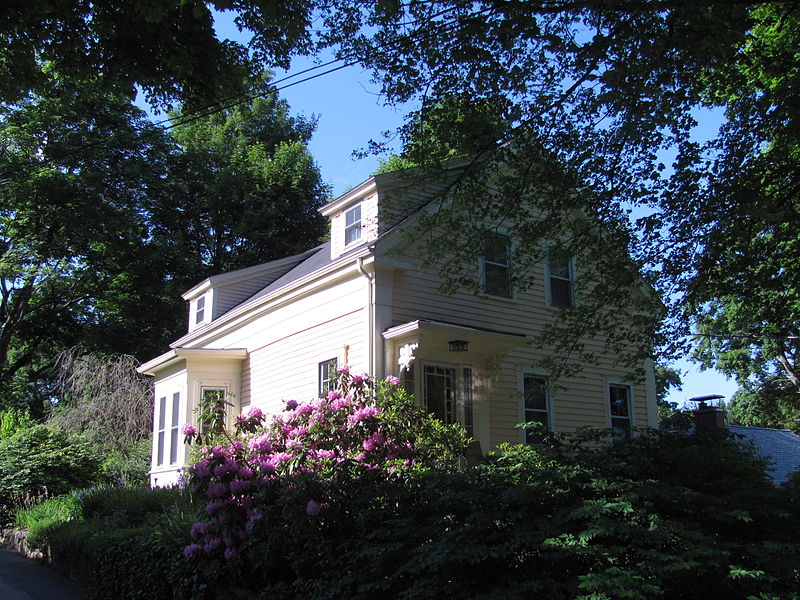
[{"left": 689, "top": 394, "right": 725, "bottom": 404}]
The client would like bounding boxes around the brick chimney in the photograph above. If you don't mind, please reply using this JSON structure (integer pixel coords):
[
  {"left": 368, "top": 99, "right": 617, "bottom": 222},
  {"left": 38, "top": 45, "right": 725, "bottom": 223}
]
[{"left": 691, "top": 396, "right": 726, "bottom": 433}]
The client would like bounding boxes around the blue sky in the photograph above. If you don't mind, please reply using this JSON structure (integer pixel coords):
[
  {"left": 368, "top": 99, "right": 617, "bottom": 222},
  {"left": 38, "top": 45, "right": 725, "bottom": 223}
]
[{"left": 211, "top": 12, "right": 738, "bottom": 408}]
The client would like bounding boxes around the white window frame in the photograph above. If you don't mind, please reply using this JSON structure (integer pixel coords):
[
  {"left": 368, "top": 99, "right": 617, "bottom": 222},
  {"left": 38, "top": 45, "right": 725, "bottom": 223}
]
[
  {"left": 545, "top": 250, "right": 575, "bottom": 307},
  {"left": 344, "top": 204, "right": 362, "bottom": 246},
  {"left": 194, "top": 295, "right": 206, "bottom": 325},
  {"left": 318, "top": 357, "right": 338, "bottom": 396},
  {"left": 168, "top": 391, "right": 181, "bottom": 465},
  {"left": 156, "top": 394, "right": 167, "bottom": 466},
  {"left": 606, "top": 380, "right": 634, "bottom": 442},
  {"left": 198, "top": 385, "right": 230, "bottom": 433},
  {"left": 481, "top": 231, "right": 514, "bottom": 299},
  {"left": 518, "top": 371, "right": 554, "bottom": 443}
]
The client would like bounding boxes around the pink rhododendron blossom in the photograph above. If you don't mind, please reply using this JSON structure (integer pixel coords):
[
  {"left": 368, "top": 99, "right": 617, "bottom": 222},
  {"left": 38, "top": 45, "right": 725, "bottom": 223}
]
[
  {"left": 386, "top": 375, "right": 400, "bottom": 386},
  {"left": 248, "top": 406, "right": 264, "bottom": 419},
  {"left": 224, "top": 548, "right": 237, "bottom": 560},
  {"left": 257, "top": 458, "right": 277, "bottom": 473},
  {"left": 229, "top": 479, "right": 251, "bottom": 495},
  {"left": 182, "top": 423, "right": 197, "bottom": 436},
  {"left": 272, "top": 451, "right": 293, "bottom": 464},
  {"left": 351, "top": 374, "right": 364, "bottom": 385},
  {"left": 184, "top": 543, "right": 202, "bottom": 558},
  {"left": 338, "top": 364, "right": 350, "bottom": 374},
  {"left": 204, "top": 537, "right": 222, "bottom": 553},
  {"left": 211, "top": 445, "right": 227, "bottom": 458},
  {"left": 248, "top": 434, "right": 273, "bottom": 453},
  {"left": 238, "top": 466, "right": 254, "bottom": 479},
  {"left": 348, "top": 405, "right": 380, "bottom": 423},
  {"left": 326, "top": 390, "right": 342, "bottom": 401},
  {"left": 206, "top": 482, "right": 227, "bottom": 499},
  {"left": 190, "top": 461, "right": 210, "bottom": 479},
  {"left": 190, "top": 522, "right": 211, "bottom": 538},
  {"left": 285, "top": 399, "right": 298, "bottom": 411},
  {"left": 205, "top": 500, "right": 225, "bottom": 515},
  {"left": 306, "top": 500, "right": 321, "bottom": 516}
]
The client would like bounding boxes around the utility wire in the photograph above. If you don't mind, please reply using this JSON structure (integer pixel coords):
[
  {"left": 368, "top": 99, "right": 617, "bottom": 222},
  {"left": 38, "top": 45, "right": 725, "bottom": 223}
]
[{"left": 0, "top": 4, "right": 496, "bottom": 184}]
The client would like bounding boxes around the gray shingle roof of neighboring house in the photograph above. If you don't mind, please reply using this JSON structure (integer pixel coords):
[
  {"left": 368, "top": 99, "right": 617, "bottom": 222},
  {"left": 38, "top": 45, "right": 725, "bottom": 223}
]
[{"left": 727, "top": 425, "right": 800, "bottom": 485}]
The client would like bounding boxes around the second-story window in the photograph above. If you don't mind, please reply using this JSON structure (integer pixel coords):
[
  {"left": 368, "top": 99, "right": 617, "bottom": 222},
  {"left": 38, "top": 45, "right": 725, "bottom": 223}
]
[
  {"left": 344, "top": 204, "right": 362, "bottom": 245},
  {"left": 482, "top": 232, "right": 512, "bottom": 297},
  {"left": 547, "top": 250, "right": 575, "bottom": 307},
  {"left": 319, "top": 358, "right": 338, "bottom": 396},
  {"left": 195, "top": 295, "right": 206, "bottom": 324}
]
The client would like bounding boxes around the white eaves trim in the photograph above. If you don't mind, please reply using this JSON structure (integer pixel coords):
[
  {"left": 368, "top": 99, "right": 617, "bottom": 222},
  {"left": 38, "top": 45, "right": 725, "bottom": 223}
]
[
  {"left": 171, "top": 246, "right": 376, "bottom": 350},
  {"left": 137, "top": 347, "right": 248, "bottom": 376},
  {"left": 319, "top": 179, "right": 378, "bottom": 217}
]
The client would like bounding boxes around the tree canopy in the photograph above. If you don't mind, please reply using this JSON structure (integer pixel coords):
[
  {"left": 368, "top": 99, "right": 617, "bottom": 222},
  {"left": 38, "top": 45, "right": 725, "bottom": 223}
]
[{"left": 0, "top": 68, "right": 327, "bottom": 412}]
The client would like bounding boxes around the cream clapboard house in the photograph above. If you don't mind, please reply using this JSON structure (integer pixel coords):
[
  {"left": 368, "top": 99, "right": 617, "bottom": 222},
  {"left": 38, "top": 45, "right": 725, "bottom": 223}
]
[{"left": 139, "top": 167, "right": 658, "bottom": 486}]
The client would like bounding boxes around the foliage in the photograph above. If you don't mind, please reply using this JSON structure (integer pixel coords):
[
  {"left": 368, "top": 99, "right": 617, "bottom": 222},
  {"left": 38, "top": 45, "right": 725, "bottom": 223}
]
[
  {"left": 0, "top": 407, "right": 34, "bottom": 439},
  {"left": 727, "top": 380, "right": 800, "bottom": 434},
  {"left": 0, "top": 425, "right": 103, "bottom": 507},
  {"left": 0, "top": 66, "right": 326, "bottom": 411},
  {"left": 0, "top": 0, "right": 316, "bottom": 109},
  {"left": 182, "top": 366, "right": 469, "bottom": 563},
  {"left": 162, "top": 72, "right": 328, "bottom": 276},
  {"left": 13, "top": 493, "right": 82, "bottom": 549},
  {"left": 203, "top": 429, "right": 798, "bottom": 600},
  {"left": 97, "top": 439, "right": 153, "bottom": 488},
  {"left": 49, "top": 348, "right": 154, "bottom": 455}
]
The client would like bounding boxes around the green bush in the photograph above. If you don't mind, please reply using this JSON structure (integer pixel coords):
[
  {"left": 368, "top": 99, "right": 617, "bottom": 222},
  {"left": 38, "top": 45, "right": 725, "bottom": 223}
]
[
  {"left": 14, "top": 493, "right": 82, "bottom": 548},
  {"left": 97, "top": 438, "right": 152, "bottom": 488},
  {"left": 0, "top": 425, "right": 103, "bottom": 505},
  {"left": 0, "top": 407, "right": 34, "bottom": 439},
  {"left": 80, "top": 485, "right": 185, "bottom": 525}
]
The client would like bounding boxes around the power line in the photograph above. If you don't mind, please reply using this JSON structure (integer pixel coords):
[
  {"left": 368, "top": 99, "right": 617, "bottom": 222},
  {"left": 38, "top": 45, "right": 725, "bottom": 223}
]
[{"left": 0, "top": 4, "right": 497, "bottom": 184}]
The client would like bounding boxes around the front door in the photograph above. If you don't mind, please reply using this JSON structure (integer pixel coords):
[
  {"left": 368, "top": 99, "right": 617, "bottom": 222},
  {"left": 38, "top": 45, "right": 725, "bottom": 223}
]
[{"left": 423, "top": 365, "right": 457, "bottom": 424}]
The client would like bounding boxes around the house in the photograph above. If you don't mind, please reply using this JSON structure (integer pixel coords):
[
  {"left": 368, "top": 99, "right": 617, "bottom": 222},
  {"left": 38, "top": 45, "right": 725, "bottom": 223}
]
[
  {"left": 138, "top": 166, "right": 659, "bottom": 487},
  {"left": 694, "top": 402, "right": 800, "bottom": 485}
]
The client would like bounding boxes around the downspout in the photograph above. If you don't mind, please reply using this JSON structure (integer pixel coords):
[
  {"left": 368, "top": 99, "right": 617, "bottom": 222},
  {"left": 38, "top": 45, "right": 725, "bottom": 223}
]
[{"left": 356, "top": 256, "right": 376, "bottom": 377}]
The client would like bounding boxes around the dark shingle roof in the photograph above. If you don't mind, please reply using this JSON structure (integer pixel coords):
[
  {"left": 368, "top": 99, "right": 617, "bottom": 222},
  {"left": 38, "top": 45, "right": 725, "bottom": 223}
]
[{"left": 727, "top": 425, "right": 800, "bottom": 485}]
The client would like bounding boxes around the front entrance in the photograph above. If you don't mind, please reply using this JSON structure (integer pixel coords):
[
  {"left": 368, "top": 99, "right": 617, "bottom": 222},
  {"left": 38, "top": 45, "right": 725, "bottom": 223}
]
[{"left": 422, "top": 364, "right": 474, "bottom": 437}]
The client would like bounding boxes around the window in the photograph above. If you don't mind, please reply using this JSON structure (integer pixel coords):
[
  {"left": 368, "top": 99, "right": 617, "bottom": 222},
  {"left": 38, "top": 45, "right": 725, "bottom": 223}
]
[
  {"left": 195, "top": 295, "right": 206, "bottom": 324},
  {"left": 156, "top": 395, "right": 166, "bottom": 466},
  {"left": 319, "top": 358, "right": 338, "bottom": 396},
  {"left": 423, "top": 365, "right": 456, "bottom": 424},
  {"left": 463, "top": 368, "right": 474, "bottom": 438},
  {"left": 344, "top": 204, "right": 362, "bottom": 245},
  {"left": 169, "top": 391, "right": 180, "bottom": 464},
  {"left": 522, "top": 375, "right": 550, "bottom": 443},
  {"left": 608, "top": 383, "right": 632, "bottom": 442},
  {"left": 199, "top": 387, "right": 227, "bottom": 435},
  {"left": 547, "top": 250, "right": 574, "bottom": 307},
  {"left": 483, "top": 232, "right": 512, "bottom": 297}
]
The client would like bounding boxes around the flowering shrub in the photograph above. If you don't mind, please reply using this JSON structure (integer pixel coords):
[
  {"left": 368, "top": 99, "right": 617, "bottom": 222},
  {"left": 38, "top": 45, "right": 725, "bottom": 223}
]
[{"left": 182, "top": 367, "right": 468, "bottom": 562}]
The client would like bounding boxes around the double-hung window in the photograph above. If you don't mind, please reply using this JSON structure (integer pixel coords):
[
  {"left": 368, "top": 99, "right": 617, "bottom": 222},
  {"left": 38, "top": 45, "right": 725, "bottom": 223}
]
[
  {"left": 156, "top": 395, "right": 167, "bottom": 466},
  {"left": 169, "top": 392, "right": 180, "bottom": 464},
  {"left": 156, "top": 391, "right": 182, "bottom": 466},
  {"left": 195, "top": 295, "right": 206, "bottom": 324},
  {"left": 344, "top": 204, "right": 362, "bottom": 245},
  {"left": 319, "top": 358, "right": 338, "bottom": 396},
  {"left": 608, "top": 383, "right": 632, "bottom": 442},
  {"left": 522, "top": 374, "right": 550, "bottom": 443},
  {"left": 483, "top": 232, "right": 512, "bottom": 297},
  {"left": 547, "top": 250, "right": 575, "bottom": 307}
]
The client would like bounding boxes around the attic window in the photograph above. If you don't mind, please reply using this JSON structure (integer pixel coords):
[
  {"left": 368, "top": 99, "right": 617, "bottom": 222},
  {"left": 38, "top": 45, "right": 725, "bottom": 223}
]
[
  {"left": 344, "top": 204, "right": 362, "bottom": 245},
  {"left": 195, "top": 295, "right": 206, "bottom": 324}
]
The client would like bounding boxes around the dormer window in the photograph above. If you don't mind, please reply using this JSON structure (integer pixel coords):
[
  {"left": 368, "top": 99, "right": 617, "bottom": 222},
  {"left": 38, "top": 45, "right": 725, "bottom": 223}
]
[
  {"left": 344, "top": 204, "right": 362, "bottom": 245},
  {"left": 195, "top": 295, "right": 206, "bottom": 325}
]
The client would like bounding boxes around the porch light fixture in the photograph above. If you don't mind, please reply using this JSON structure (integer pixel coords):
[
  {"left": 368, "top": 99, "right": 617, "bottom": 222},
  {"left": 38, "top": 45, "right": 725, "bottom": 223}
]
[{"left": 448, "top": 339, "right": 469, "bottom": 352}]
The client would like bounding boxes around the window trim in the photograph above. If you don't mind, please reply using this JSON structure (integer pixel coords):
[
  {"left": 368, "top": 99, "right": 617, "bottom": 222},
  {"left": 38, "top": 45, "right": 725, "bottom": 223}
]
[
  {"left": 481, "top": 231, "right": 514, "bottom": 299},
  {"left": 421, "top": 361, "right": 475, "bottom": 434},
  {"left": 518, "top": 371, "right": 554, "bottom": 443},
  {"left": 318, "top": 357, "right": 338, "bottom": 396},
  {"left": 195, "top": 295, "right": 206, "bottom": 325},
  {"left": 198, "top": 385, "right": 229, "bottom": 434},
  {"left": 169, "top": 391, "right": 181, "bottom": 465},
  {"left": 606, "top": 380, "right": 634, "bottom": 442},
  {"left": 156, "top": 395, "right": 167, "bottom": 466},
  {"left": 344, "top": 204, "right": 362, "bottom": 246},
  {"left": 545, "top": 250, "right": 575, "bottom": 308}
]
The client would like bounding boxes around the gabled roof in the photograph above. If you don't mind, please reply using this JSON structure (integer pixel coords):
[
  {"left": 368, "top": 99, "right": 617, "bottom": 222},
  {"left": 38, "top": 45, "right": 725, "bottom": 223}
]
[{"left": 727, "top": 425, "right": 800, "bottom": 485}]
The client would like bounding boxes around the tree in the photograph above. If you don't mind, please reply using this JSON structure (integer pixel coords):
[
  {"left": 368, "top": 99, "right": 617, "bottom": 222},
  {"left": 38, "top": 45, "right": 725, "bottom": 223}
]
[
  {"left": 0, "top": 69, "right": 177, "bottom": 412},
  {"left": 727, "top": 379, "right": 800, "bottom": 433},
  {"left": 161, "top": 73, "right": 328, "bottom": 277},
  {"left": 48, "top": 348, "right": 154, "bottom": 456},
  {"left": 0, "top": 68, "right": 327, "bottom": 411},
  {"left": 0, "top": 1, "right": 316, "bottom": 109},
  {"left": 300, "top": 2, "right": 798, "bottom": 392}
]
